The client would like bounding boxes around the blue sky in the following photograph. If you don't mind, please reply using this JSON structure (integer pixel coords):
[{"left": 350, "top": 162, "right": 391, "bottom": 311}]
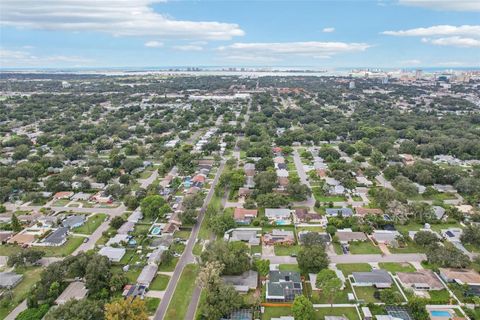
[{"left": 1, "top": 0, "right": 479, "bottom": 68}]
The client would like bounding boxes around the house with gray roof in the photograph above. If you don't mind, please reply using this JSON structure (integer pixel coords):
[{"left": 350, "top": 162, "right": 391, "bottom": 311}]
[
  {"left": 265, "top": 208, "right": 291, "bottom": 224},
  {"left": 352, "top": 270, "right": 392, "bottom": 288},
  {"left": 266, "top": 271, "right": 303, "bottom": 302},
  {"left": 372, "top": 230, "right": 401, "bottom": 246},
  {"left": 137, "top": 264, "right": 158, "bottom": 288},
  {"left": 99, "top": 246, "right": 126, "bottom": 262},
  {"left": 62, "top": 215, "right": 86, "bottom": 229},
  {"left": 0, "top": 272, "right": 23, "bottom": 289},
  {"left": 222, "top": 270, "right": 258, "bottom": 293},
  {"left": 42, "top": 227, "right": 69, "bottom": 246},
  {"left": 227, "top": 229, "right": 260, "bottom": 245},
  {"left": 325, "top": 208, "right": 353, "bottom": 217}
]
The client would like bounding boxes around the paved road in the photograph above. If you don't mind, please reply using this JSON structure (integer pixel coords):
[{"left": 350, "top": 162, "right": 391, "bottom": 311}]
[
  {"left": 154, "top": 160, "right": 225, "bottom": 320},
  {"left": 9, "top": 203, "right": 126, "bottom": 215},
  {"left": 139, "top": 170, "right": 159, "bottom": 189},
  {"left": 291, "top": 149, "right": 315, "bottom": 209},
  {"left": 262, "top": 252, "right": 426, "bottom": 264}
]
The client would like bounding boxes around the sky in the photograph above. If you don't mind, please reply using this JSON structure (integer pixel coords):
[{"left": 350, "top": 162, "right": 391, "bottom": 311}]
[{"left": 0, "top": 0, "right": 479, "bottom": 69}]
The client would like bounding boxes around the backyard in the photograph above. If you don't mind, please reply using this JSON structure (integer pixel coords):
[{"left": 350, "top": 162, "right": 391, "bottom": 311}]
[
  {"left": 73, "top": 213, "right": 107, "bottom": 235},
  {"left": 348, "top": 241, "right": 382, "bottom": 254}
]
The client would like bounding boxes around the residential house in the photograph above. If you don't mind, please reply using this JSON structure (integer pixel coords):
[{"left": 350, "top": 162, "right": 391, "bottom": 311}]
[
  {"left": 298, "top": 231, "right": 331, "bottom": 245},
  {"left": 335, "top": 229, "right": 367, "bottom": 244},
  {"left": 41, "top": 227, "right": 69, "bottom": 246},
  {"left": 0, "top": 272, "right": 23, "bottom": 289},
  {"left": 71, "top": 192, "right": 92, "bottom": 201},
  {"left": 225, "top": 228, "right": 261, "bottom": 246},
  {"left": 325, "top": 208, "right": 353, "bottom": 217},
  {"left": 355, "top": 207, "right": 383, "bottom": 218},
  {"left": 396, "top": 270, "right": 444, "bottom": 291},
  {"left": 439, "top": 268, "right": 480, "bottom": 285},
  {"left": 0, "top": 231, "right": 13, "bottom": 243},
  {"left": 233, "top": 208, "right": 258, "bottom": 225},
  {"left": 122, "top": 284, "right": 147, "bottom": 299},
  {"left": 352, "top": 270, "right": 393, "bottom": 288},
  {"left": 163, "top": 221, "right": 181, "bottom": 234},
  {"left": 92, "top": 191, "right": 113, "bottom": 204},
  {"left": 222, "top": 270, "right": 258, "bottom": 293},
  {"left": 266, "top": 270, "right": 302, "bottom": 302},
  {"left": 99, "top": 247, "right": 126, "bottom": 262},
  {"left": 372, "top": 230, "right": 401, "bottom": 246},
  {"left": 432, "top": 206, "right": 446, "bottom": 220},
  {"left": 293, "top": 208, "right": 324, "bottom": 224},
  {"left": 106, "top": 234, "right": 130, "bottom": 246},
  {"left": 263, "top": 230, "right": 295, "bottom": 246},
  {"left": 53, "top": 191, "right": 74, "bottom": 200},
  {"left": 265, "top": 208, "right": 291, "bottom": 224},
  {"left": 55, "top": 281, "right": 88, "bottom": 305},
  {"left": 399, "top": 154, "right": 415, "bottom": 166},
  {"left": 62, "top": 215, "right": 86, "bottom": 229},
  {"left": 137, "top": 264, "right": 158, "bottom": 288},
  {"left": 118, "top": 221, "right": 136, "bottom": 235}
]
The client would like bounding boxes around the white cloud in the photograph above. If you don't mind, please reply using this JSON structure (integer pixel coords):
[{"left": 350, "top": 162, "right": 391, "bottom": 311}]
[
  {"left": 398, "top": 0, "right": 480, "bottom": 12},
  {"left": 422, "top": 36, "right": 480, "bottom": 48},
  {"left": 0, "top": 0, "right": 245, "bottom": 40},
  {"left": 173, "top": 45, "right": 204, "bottom": 51},
  {"left": 145, "top": 41, "right": 164, "bottom": 48},
  {"left": 217, "top": 41, "right": 370, "bottom": 62},
  {"left": 434, "top": 61, "right": 468, "bottom": 67},
  {"left": 382, "top": 25, "right": 480, "bottom": 37},
  {"left": 0, "top": 49, "right": 93, "bottom": 67},
  {"left": 322, "top": 27, "right": 335, "bottom": 33}
]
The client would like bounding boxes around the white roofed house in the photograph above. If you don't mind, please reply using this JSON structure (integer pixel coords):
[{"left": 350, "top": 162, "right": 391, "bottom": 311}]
[
  {"left": 137, "top": 264, "right": 158, "bottom": 288},
  {"left": 99, "top": 246, "right": 126, "bottom": 262},
  {"left": 265, "top": 208, "right": 292, "bottom": 224},
  {"left": 372, "top": 230, "right": 401, "bottom": 246}
]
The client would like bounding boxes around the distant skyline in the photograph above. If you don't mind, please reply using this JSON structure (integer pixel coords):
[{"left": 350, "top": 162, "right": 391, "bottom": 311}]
[{"left": 1, "top": 0, "right": 479, "bottom": 69}]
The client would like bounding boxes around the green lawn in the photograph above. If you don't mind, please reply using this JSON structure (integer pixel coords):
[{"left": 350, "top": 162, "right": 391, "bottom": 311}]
[
  {"left": 428, "top": 289, "right": 451, "bottom": 304},
  {"left": 73, "top": 213, "right": 107, "bottom": 235},
  {"left": 0, "top": 237, "right": 84, "bottom": 257},
  {"left": 274, "top": 245, "right": 300, "bottom": 256},
  {"left": 378, "top": 262, "right": 416, "bottom": 273},
  {"left": 262, "top": 307, "right": 291, "bottom": 320},
  {"left": 145, "top": 297, "right": 161, "bottom": 315},
  {"left": 0, "top": 267, "right": 43, "bottom": 319},
  {"left": 333, "top": 243, "right": 344, "bottom": 255},
  {"left": 112, "top": 265, "right": 142, "bottom": 283},
  {"left": 315, "top": 307, "right": 360, "bottom": 319},
  {"left": 348, "top": 241, "right": 382, "bottom": 254},
  {"left": 150, "top": 274, "right": 170, "bottom": 291},
  {"left": 388, "top": 241, "right": 426, "bottom": 254},
  {"left": 165, "top": 264, "right": 199, "bottom": 320},
  {"left": 250, "top": 245, "right": 262, "bottom": 255},
  {"left": 353, "top": 286, "right": 380, "bottom": 303},
  {"left": 158, "top": 257, "right": 179, "bottom": 272},
  {"left": 296, "top": 226, "right": 325, "bottom": 233},
  {"left": 336, "top": 263, "right": 372, "bottom": 276},
  {"left": 193, "top": 242, "right": 203, "bottom": 256},
  {"left": 173, "top": 230, "right": 191, "bottom": 240},
  {"left": 279, "top": 264, "right": 301, "bottom": 273},
  {"left": 310, "top": 282, "right": 354, "bottom": 305},
  {"left": 52, "top": 199, "right": 70, "bottom": 206}
]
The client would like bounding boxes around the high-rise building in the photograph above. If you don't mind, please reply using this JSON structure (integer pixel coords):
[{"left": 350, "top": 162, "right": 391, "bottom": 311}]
[{"left": 349, "top": 81, "right": 356, "bottom": 89}]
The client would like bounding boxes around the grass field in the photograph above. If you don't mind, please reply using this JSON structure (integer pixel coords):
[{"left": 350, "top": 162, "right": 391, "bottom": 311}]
[
  {"left": 158, "top": 257, "right": 179, "bottom": 272},
  {"left": 274, "top": 245, "right": 300, "bottom": 256},
  {"left": 336, "top": 263, "right": 372, "bottom": 276},
  {"left": 0, "top": 267, "right": 42, "bottom": 319},
  {"left": 279, "top": 264, "right": 301, "bottom": 273},
  {"left": 145, "top": 297, "right": 161, "bottom": 315},
  {"left": 315, "top": 307, "right": 360, "bottom": 319},
  {"left": 378, "top": 262, "right": 416, "bottom": 273},
  {"left": 388, "top": 240, "right": 426, "bottom": 254},
  {"left": 150, "top": 274, "right": 170, "bottom": 291},
  {"left": 310, "top": 281, "right": 355, "bottom": 304},
  {"left": 165, "top": 264, "right": 199, "bottom": 320},
  {"left": 262, "top": 307, "right": 291, "bottom": 319},
  {"left": 73, "top": 213, "right": 107, "bottom": 234},
  {"left": 348, "top": 241, "right": 382, "bottom": 254},
  {"left": 174, "top": 229, "right": 192, "bottom": 240}
]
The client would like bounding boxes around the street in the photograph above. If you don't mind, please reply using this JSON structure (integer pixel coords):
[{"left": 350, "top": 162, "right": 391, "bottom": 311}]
[{"left": 153, "top": 160, "right": 225, "bottom": 320}]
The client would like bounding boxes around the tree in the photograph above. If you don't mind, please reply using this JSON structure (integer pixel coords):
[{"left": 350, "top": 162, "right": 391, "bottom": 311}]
[
  {"left": 11, "top": 213, "right": 22, "bottom": 232},
  {"left": 123, "top": 195, "right": 139, "bottom": 210},
  {"left": 379, "top": 288, "right": 404, "bottom": 304},
  {"left": 426, "top": 244, "right": 470, "bottom": 268},
  {"left": 315, "top": 269, "right": 342, "bottom": 307},
  {"left": 140, "top": 195, "right": 167, "bottom": 219},
  {"left": 407, "top": 297, "right": 429, "bottom": 320},
  {"left": 256, "top": 193, "right": 289, "bottom": 207},
  {"left": 45, "top": 298, "right": 104, "bottom": 320},
  {"left": 85, "top": 255, "right": 112, "bottom": 297},
  {"left": 297, "top": 245, "right": 329, "bottom": 274},
  {"left": 110, "top": 216, "right": 125, "bottom": 229},
  {"left": 254, "top": 259, "right": 270, "bottom": 277},
  {"left": 301, "top": 232, "right": 327, "bottom": 247},
  {"left": 196, "top": 261, "right": 242, "bottom": 320},
  {"left": 180, "top": 208, "right": 197, "bottom": 225},
  {"left": 254, "top": 171, "right": 278, "bottom": 194},
  {"left": 461, "top": 225, "right": 480, "bottom": 246},
  {"left": 291, "top": 295, "right": 314, "bottom": 320},
  {"left": 104, "top": 297, "right": 148, "bottom": 320},
  {"left": 208, "top": 212, "right": 236, "bottom": 235},
  {"left": 287, "top": 183, "right": 311, "bottom": 201},
  {"left": 414, "top": 231, "right": 439, "bottom": 247},
  {"left": 8, "top": 250, "right": 45, "bottom": 267},
  {"left": 201, "top": 241, "right": 251, "bottom": 275}
]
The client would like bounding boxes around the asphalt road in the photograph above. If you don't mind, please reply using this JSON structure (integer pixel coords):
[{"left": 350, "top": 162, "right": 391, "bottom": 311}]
[
  {"left": 153, "top": 160, "right": 225, "bottom": 320},
  {"left": 291, "top": 149, "right": 315, "bottom": 209},
  {"left": 262, "top": 252, "right": 426, "bottom": 264}
]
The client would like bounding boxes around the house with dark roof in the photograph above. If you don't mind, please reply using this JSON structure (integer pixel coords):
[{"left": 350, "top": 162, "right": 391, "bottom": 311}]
[
  {"left": 293, "top": 208, "right": 324, "bottom": 224},
  {"left": 222, "top": 270, "right": 258, "bottom": 293},
  {"left": 41, "top": 227, "right": 69, "bottom": 246},
  {"left": 325, "top": 208, "right": 353, "bottom": 217},
  {"left": 266, "top": 271, "right": 303, "bottom": 302}
]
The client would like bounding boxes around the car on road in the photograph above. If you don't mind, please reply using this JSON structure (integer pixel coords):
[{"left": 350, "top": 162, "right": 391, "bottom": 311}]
[{"left": 83, "top": 237, "right": 89, "bottom": 243}]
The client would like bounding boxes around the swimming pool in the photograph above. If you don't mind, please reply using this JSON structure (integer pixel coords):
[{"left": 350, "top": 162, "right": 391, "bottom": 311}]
[
  {"left": 151, "top": 227, "right": 161, "bottom": 235},
  {"left": 430, "top": 310, "right": 451, "bottom": 317}
]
